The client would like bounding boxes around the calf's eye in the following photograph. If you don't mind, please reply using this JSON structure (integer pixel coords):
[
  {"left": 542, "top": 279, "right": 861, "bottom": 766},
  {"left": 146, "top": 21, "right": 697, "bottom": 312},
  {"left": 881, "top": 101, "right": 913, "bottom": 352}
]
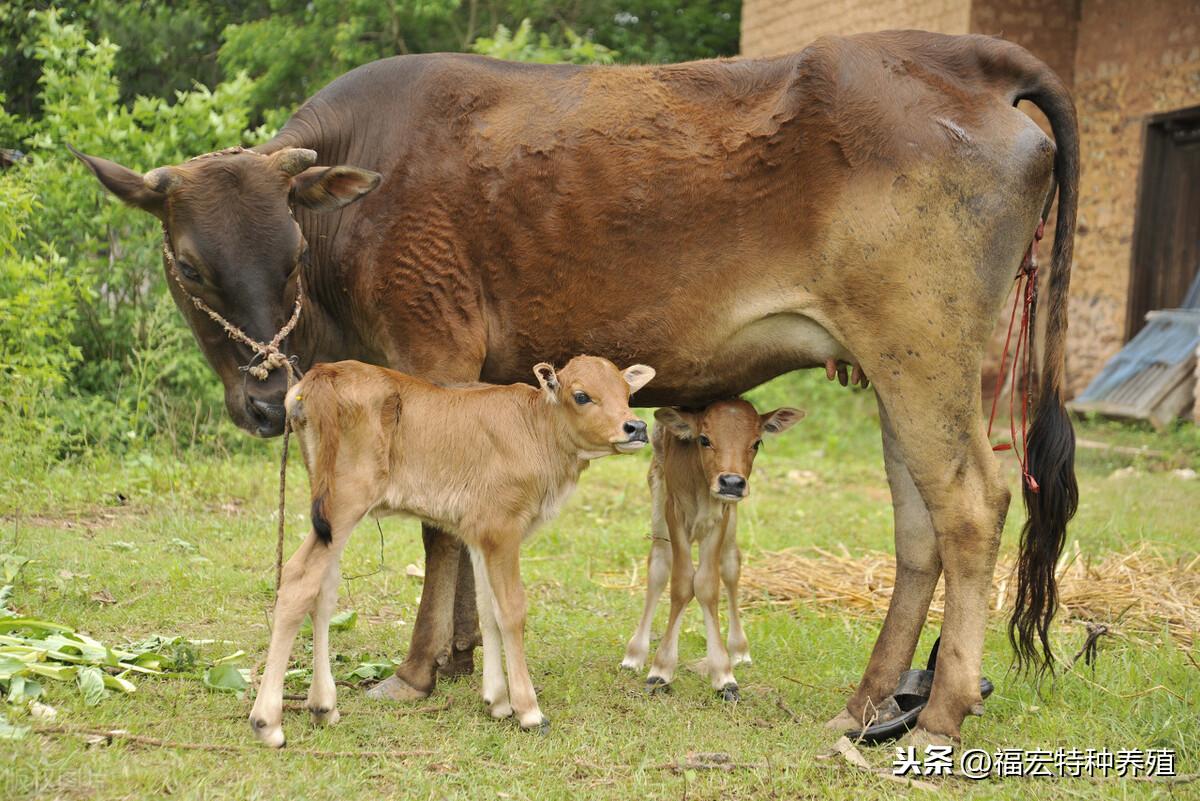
[
  {"left": 573, "top": 391, "right": 592, "bottom": 405},
  {"left": 752, "top": 440, "right": 762, "bottom": 452},
  {"left": 698, "top": 434, "right": 712, "bottom": 448}
]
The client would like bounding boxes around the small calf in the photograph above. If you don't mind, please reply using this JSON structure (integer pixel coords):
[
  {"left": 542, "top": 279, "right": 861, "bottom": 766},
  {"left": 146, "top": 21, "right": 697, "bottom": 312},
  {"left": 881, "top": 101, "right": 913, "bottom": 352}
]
[
  {"left": 621, "top": 399, "right": 802, "bottom": 700},
  {"left": 249, "top": 356, "right": 654, "bottom": 746}
]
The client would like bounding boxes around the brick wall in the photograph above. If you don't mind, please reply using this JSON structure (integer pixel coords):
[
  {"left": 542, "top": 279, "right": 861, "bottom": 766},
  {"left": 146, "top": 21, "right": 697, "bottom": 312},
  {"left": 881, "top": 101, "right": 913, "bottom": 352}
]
[
  {"left": 1067, "top": 0, "right": 1200, "bottom": 393},
  {"left": 741, "top": 0, "right": 970, "bottom": 57}
]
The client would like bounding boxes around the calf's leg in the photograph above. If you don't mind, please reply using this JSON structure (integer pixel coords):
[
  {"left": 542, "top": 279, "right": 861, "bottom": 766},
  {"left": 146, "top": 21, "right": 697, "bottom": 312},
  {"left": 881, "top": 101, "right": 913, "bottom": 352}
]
[
  {"left": 646, "top": 510, "right": 693, "bottom": 689},
  {"left": 306, "top": 556, "right": 342, "bottom": 726},
  {"left": 469, "top": 545, "right": 512, "bottom": 719},
  {"left": 250, "top": 503, "right": 361, "bottom": 747},
  {"left": 481, "top": 535, "right": 547, "bottom": 730},
  {"left": 695, "top": 523, "right": 737, "bottom": 699},
  {"left": 719, "top": 534, "right": 750, "bottom": 667},
  {"left": 622, "top": 493, "right": 672, "bottom": 670}
]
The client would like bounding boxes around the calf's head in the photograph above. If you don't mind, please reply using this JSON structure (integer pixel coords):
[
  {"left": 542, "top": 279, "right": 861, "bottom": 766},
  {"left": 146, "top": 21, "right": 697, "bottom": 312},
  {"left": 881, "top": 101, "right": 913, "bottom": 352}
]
[
  {"left": 655, "top": 400, "right": 804, "bottom": 501},
  {"left": 71, "top": 146, "right": 381, "bottom": 437},
  {"left": 533, "top": 356, "right": 655, "bottom": 458}
]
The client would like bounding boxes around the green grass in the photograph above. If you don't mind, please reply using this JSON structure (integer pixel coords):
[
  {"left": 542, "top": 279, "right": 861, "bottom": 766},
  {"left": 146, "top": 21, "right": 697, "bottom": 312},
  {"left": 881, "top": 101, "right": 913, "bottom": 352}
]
[{"left": 1, "top": 371, "right": 1197, "bottom": 800}]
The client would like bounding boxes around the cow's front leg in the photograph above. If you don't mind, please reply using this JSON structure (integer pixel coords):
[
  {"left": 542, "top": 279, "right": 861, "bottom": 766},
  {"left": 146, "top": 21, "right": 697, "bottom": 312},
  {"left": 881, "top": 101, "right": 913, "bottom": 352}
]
[
  {"left": 369, "top": 524, "right": 460, "bottom": 701},
  {"left": 467, "top": 545, "right": 512, "bottom": 719},
  {"left": 646, "top": 516, "right": 693, "bottom": 690},
  {"left": 695, "top": 527, "right": 737, "bottom": 700}
]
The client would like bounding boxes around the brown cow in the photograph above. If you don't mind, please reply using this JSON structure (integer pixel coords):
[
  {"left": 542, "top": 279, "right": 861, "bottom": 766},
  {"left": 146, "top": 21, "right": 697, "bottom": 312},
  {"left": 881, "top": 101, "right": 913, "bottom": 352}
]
[
  {"left": 622, "top": 400, "right": 803, "bottom": 700},
  {"left": 75, "top": 30, "right": 1079, "bottom": 742},
  {"left": 248, "top": 356, "right": 655, "bottom": 746}
]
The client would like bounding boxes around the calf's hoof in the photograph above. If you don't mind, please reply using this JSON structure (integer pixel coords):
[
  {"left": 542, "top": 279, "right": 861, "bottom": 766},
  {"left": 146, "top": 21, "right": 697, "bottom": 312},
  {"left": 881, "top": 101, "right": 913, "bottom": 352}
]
[
  {"left": 645, "top": 676, "right": 671, "bottom": 695},
  {"left": 520, "top": 715, "right": 551, "bottom": 735},
  {"left": 718, "top": 682, "right": 740, "bottom": 703},
  {"left": 249, "top": 716, "right": 286, "bottom": 749},
  {"left": 730, "top": 652, "right": 752, "bottom": 667},
  {"left": 824, "top": 708, "right": 861, "bottom": 733},
  {"left": 487, "top": 699, "right": 513, "bottom": 719},
  {"left": 308, "top": 706, "right": 340, "bottom": 726},
  {"left": 366, "top": 674, "right": 430, "bottom": 702},
  {"left": 620, "top": 655, "right": 645, "bottom": 671},
  {"left": 899, "top": 726, "right": 957, "bottom": 749}
]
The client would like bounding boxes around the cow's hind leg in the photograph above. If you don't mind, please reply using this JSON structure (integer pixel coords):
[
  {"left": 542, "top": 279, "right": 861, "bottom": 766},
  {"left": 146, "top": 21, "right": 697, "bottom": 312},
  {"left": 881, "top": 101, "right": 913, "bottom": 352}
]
[
  {"left": 250, "top": 502, "right": 363, "bottom": 747},
  {"left": 720, "top": 534, "right": 750, "bottom": 667},
  {"left": 828, "top": 399, "right": 943, "bottom": 732},
  {"left": 695, "top": 525, "right": 737, "bottom": 700},
  {"left": 480, "top": 534, "right": 547, "bottom": 731},
  {"left": 874, "top": 376, "right": 1009, "bottom": 741},
  {"left": 646, "top": 510, "right": 693, "bottom": 690}
]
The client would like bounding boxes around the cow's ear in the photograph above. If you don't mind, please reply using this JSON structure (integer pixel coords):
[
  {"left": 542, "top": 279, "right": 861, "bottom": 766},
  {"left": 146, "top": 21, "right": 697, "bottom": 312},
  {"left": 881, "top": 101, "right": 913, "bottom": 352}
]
[
  {"left": 533, "top": 362, "right": 560, "bottom": 399},
  {"left": 654, "top": 407, "right": 696, "bottom": 440},
  {"left": 761, "top": 407, "right": 805, "bottom": 436},
  {"left": 69, "top": 145, "right": 167, "bottom": 219},
  {"left": 291, "top": 165, "right": 382, "bottom": 212},
  {"left": 622, "top": 364, "right": 655, "bottom": 395}
]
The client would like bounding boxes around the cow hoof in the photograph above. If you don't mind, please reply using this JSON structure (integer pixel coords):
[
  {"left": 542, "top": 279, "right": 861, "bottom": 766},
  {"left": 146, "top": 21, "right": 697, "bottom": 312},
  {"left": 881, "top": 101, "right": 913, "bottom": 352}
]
[
  {"left": 900, "top": 727, "right": 957, "bottom": 749},
  {"left": 250, "top": 717, "right": 286, "bottom": 749},
  {"left": 719, "top": 682, "right": 740, "bottom": 703},
  {"left": 646, "top": 676, "right": 671, "bottom": 695},
  {"left": 520, "top": 715, "right": 550, "bottom": 735},
  {"left": 366, "top": 674, "right": 430, "bottom": 702},
  {"left": 620, "top": 656, "right": 645, "bottom": 671},
  {"left": 308, "top": 706, "right": 340, "bottom": 726},
  {"left": 824, "top": 708, "right": 861, "bottom": 733},
  {"left": 730, "top": 653, "right": 752, "bottom": 667},
  {"left": 488, "top": 699, "right": 513, "bottom": 719}
]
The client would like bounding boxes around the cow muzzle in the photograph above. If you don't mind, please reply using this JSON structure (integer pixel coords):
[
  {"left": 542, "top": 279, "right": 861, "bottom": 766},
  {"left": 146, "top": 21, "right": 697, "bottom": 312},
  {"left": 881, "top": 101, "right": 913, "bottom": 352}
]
[
  {"left": 613, "top": 419, "right": 649, "bottom": 452},
  {"left": 713, "top": 473, "right": 748, "bottom": 502}
]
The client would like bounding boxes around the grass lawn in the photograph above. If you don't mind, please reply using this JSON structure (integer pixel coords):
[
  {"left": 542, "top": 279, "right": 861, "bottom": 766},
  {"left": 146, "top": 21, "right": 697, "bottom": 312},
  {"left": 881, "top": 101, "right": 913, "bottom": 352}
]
[{"left": 2, "top": 371, "right": 1197, "bottom": 800}]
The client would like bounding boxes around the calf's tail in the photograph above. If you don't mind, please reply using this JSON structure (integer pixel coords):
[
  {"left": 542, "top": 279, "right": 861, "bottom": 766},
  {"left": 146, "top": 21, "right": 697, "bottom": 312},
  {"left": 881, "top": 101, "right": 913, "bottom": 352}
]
[
  {"left": 287, "top": 369, "right": 341, "bottom": 546},
  {"left": 984, "top": 37, "right": 1081, "bottom": 674}
]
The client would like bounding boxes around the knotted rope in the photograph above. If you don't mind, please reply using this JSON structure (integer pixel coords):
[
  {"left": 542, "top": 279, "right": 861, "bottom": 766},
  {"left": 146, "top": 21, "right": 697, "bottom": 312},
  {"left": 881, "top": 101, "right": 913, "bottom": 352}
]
[{"left": 987, "top": 219, "right": 1044, "bottom": 493}]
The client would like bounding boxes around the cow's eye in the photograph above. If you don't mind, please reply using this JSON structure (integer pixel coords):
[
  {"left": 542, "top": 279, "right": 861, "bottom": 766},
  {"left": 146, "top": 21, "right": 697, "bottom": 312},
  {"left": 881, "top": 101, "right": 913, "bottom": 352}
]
[
  {"left": 177, "top": 261, "right": 202, "bottom": 283},
  {"left": 698, "top": 434, "right": 712, "bottom": 448},
  {"left": 573, "top": 391, "right": 592, "bottom": 405},
  {"left": 751, "top": 439, "right": 762, "bottom": 452}
]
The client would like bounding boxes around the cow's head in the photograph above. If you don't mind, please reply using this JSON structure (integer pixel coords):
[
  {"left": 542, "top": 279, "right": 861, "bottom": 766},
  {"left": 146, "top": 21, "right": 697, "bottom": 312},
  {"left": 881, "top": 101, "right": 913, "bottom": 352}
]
[
  {"left": 71, "top": 146, "right": 381, "bottom": 437},
  {"left": 655, "top": 400, "right": 803, "bottom": 501},
  {"left": 534, "top": 356, "right": 655, "bottom": 458}
]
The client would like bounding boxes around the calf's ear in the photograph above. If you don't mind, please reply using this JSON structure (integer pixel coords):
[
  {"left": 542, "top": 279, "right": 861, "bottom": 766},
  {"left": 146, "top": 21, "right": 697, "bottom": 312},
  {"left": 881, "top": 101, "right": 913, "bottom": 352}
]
[
  {"left": 622, "top": 364, "right": 655, "bottom": 395},
  {"left": 761, "top": 407, "right": 805, "bottom": 436},
  {"left": 291, "top": 165, "right": 382, "bottom": 211},
  {"left": 533, "top": 362, "right": 560, "bottom": 399},
  {"left": 69, "top": 145, "right": 167, "bottom": 219},
  {"left": 654, "top": 407, "right": 696, "bottom": 440}
]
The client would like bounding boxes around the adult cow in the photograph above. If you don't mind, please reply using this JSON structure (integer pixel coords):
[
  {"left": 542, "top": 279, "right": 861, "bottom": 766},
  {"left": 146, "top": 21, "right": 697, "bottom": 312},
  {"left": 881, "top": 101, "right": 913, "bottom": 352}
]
[{"left": 74, "top": 30, "right": 1078, "bottom": 742}]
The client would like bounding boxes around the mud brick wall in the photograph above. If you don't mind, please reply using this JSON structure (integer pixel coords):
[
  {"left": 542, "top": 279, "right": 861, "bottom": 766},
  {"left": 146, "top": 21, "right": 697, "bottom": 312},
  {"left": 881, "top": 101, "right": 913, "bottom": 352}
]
[{"left": 741, "top": 0, "right": 971, "bottom": 56}]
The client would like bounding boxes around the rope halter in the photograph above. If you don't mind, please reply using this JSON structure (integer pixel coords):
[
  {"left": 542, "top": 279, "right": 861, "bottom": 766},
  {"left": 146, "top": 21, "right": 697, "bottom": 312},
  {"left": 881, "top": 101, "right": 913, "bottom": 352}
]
[{"left": 157, "top": 146, "right": 305, "bottom": 383}]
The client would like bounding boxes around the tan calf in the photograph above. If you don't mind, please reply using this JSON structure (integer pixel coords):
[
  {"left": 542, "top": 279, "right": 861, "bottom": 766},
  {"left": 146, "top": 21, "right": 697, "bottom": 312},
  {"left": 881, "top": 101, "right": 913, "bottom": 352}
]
[
  {"left": 248, "top": 355, "right": 654, "bottom": 746},
  {"left": 621, "top": 400, "right": 802, "bottom": 700}
]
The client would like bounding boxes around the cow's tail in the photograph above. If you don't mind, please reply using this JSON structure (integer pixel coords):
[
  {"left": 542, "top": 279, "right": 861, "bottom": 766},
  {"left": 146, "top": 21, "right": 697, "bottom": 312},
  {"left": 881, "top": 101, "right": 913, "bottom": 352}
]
[
  {"left": 286, "top": 369, "right": 340, "bottom": 546},
  {"left": 986, "top": 38, "right": 1081, "bottom": 674}
]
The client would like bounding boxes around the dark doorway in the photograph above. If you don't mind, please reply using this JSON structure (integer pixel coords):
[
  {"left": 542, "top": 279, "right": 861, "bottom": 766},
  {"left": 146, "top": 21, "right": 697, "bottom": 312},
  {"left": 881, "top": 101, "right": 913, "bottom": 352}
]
[{"left": 1127, "top": 105, "right": 1200, "bottom": 339}]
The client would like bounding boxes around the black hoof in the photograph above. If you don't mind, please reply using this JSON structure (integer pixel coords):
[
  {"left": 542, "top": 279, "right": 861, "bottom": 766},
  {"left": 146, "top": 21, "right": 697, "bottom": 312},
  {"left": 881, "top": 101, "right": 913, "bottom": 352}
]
[
  {"left": 646, "top": 676, "right": 671, "bottom": 695},
  {"left": 719, "top": 682, "right": 740, "bottom": 703},
  {"left": 521, "top": 716, "right": 551, "bottom": 735}
]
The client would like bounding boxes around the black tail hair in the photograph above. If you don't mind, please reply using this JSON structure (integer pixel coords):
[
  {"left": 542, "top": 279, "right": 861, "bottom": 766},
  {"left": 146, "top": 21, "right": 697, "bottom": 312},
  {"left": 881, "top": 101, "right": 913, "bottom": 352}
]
[{"left": 311, "top": 495, "right": 333, "bottom": 545}]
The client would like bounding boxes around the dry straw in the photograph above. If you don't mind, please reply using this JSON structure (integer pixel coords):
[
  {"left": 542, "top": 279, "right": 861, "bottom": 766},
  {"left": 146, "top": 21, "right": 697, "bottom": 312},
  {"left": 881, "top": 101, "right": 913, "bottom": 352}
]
[{"left": 740, "top": 542, "right": 1200, "bottom": 650}]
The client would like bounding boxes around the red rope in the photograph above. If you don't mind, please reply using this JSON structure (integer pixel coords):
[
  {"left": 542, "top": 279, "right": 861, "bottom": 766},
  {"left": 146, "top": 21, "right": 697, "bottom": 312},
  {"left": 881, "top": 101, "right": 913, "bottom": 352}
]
[{"left": 987, "top": 220, "right": 1044, "bottom": 493}]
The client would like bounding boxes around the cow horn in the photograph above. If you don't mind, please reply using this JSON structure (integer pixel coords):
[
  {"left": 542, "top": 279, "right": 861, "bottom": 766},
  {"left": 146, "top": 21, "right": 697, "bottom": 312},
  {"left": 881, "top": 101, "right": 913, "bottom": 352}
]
[
  {"left": 272, "top": 148, "right": 318, "bottom": 177},
  {"left": 143, "top": 166, "right": 182, "bottom": 195}
]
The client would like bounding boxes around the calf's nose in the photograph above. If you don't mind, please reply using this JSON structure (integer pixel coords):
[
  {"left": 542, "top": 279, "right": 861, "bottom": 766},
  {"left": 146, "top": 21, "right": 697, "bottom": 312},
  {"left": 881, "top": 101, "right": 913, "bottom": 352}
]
[
  {"left": 623, "top": 419, "right": 648, "bottom": 441},
  {"left": 717, "top": 474, "right": 747, "bottom": 496}
]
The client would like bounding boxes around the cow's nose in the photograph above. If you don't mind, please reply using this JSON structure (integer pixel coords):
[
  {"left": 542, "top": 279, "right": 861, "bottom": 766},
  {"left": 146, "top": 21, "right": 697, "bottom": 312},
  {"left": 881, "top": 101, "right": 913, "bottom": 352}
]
[
  {"left": 623, "top": 419, "right": 648, "bottom": 441},
  {"left": 717, "top": 474, "right": 747, "bottom": 497},
  {"left": 247, "top": 397, "right": 286, "bottom": 437}
]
